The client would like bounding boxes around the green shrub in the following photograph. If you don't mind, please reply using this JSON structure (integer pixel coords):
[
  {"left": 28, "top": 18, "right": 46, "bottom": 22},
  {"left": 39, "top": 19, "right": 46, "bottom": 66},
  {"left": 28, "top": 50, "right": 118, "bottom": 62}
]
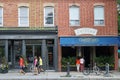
[
  {"left": 62, "top": 57, "right": 76, "bottom": 67},
  {"left": 94, "top": 56, "right": 114, "bottom": 67}
]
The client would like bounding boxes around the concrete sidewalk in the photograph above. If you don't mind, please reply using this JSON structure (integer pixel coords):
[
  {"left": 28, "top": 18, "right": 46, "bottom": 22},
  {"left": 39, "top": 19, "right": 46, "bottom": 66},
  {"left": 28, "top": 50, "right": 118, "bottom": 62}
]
[{"left": 0, "top": 71, "right": 120, "bottom": 80}]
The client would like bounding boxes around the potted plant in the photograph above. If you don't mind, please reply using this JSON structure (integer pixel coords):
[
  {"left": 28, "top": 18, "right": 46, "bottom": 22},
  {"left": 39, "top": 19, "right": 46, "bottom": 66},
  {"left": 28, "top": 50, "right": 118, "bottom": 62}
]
[
  {"left": 94, "top": 56, "right": 114, "bottom": 70},
  {"left": 0, "top": 56, "right": 8, "bottom": 73}
]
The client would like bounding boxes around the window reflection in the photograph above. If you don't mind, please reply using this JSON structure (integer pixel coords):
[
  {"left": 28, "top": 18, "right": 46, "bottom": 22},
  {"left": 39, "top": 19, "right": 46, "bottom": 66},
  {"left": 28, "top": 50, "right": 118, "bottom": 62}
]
[{"left": 44, "top": 6, "right": 54, "bottom": 26}]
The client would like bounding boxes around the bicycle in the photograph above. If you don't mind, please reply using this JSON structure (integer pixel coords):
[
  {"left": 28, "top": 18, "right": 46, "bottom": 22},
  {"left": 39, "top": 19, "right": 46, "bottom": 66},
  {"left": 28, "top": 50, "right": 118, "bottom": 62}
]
[{"left": 82, "top": 63, "right": 102, "bottom": 75}]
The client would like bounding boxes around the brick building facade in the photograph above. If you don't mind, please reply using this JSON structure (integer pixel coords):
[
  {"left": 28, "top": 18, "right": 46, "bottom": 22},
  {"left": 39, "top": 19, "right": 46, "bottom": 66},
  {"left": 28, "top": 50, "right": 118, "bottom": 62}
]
[
  {"left": 0, "top": 0, "right": 118, "bottom": 71},
  {"left": 57, "top": 0, "right": 118, "bottom": 71}
]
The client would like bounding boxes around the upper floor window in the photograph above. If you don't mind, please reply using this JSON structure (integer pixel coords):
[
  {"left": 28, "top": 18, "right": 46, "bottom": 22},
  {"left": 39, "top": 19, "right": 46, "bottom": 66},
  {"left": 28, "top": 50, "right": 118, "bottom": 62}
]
[
  {"left": 18, "top": 6, "right": 29, "bottom": 27},
  {"left": 94, "top": 6, "right": 104, "bottom": 26},
  {"left": 0, "top": 7, "right": 3, "bottom": 26},
  {"left": 44, "top": 6, "right": 54, "bottom": 27},
  {"left": 69, "top": 5, "right": 80, "bottom": 26}
]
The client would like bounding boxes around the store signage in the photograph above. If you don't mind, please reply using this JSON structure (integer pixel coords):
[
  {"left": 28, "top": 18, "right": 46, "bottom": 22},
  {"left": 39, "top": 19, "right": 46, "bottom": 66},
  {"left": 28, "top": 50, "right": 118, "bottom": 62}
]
[
  {"left": 74, "top": 28, "right": 98, "bottom": 36},
  {"left": 79, "top": 38, "right": 98, "bottom": 43}
]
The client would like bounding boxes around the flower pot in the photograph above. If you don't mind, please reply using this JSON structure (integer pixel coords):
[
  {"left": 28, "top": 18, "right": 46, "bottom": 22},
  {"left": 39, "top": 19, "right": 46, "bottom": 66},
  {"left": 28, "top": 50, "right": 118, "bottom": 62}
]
[
  {"left": 0, "top": 67, "right": 8, "bottom": 73},
  {"left": 0, "top": 68, "right": 2, "bottom": 73},
  {"left": 2, "top": 69, "right": 8, "bottom": 73}
]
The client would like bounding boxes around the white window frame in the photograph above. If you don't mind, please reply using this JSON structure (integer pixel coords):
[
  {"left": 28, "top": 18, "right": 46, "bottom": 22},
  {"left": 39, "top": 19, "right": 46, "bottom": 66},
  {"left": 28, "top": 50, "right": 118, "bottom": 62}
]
[
  {"left": 44, "top": 6, "right": 54, "bottom": 27},
  {"left": 69, "top": 5, "right": 80, "bottom": 26},
  {"left": 94, "top": 5, "right": 104, "bottom": 26},
  {"left": 0, "top": 7, "right": 3, "bottom": 27},
  {"left": 18, "top": 6, "right": 29, "bottom": 27}
]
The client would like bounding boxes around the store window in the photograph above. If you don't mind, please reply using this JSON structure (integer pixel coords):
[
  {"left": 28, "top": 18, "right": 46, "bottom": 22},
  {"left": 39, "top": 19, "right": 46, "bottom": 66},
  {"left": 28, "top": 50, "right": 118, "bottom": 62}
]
[
  {"left": 94, "top": 5, "right": 104, "bottom": 26},
  {"left": 69, "top": 5, "right": 80, "bottom": 26},
  {"left": 44, "top": 6, "right": 54, "bottom": 27},
  {"left": 18, "top": 6, "right": 29, "bottom": 27}
]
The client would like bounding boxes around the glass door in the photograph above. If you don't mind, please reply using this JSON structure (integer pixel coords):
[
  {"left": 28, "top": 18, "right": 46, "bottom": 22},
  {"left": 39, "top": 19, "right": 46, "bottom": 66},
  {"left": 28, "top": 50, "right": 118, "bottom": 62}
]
[
  {"left": 8, "top": 40, "right": 22, "bottom": 68},
  {"left": 14, "top": 40, "right": 22, "bottom": 68},
  {"left": 26, "top": 45, "right": 41, "bottom": 64},
  {"left": 46, "top": 46, "right": 54, "bottom": 70},
  {"left": 26, "top": 45, "right": 34, "bottom": 64}
]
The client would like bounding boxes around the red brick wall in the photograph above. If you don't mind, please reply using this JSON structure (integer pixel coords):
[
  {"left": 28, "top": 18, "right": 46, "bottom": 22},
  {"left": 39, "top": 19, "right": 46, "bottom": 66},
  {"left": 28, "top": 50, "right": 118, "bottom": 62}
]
[
  {"left": 57, "top": 0, "right": 118, "bottom": 36},
  {"left": 1, "top": 0, "right": 58, "bottom": 27},
  {"left": 1, "top": 0, "right": 117, "bottom": 36}
]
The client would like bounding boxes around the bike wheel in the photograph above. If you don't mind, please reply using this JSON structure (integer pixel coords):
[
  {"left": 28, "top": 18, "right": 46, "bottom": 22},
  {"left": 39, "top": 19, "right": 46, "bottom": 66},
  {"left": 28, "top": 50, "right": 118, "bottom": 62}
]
[
  {"left": 82, "top": 68, "right": 90, "bottom": 75},
  {"left": 93, "top": 66, "right": 100, "bottom": 75}
]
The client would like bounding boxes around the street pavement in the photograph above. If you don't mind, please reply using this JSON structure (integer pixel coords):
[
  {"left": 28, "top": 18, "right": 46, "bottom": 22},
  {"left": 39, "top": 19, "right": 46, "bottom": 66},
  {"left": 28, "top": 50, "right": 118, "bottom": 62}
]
[{"left": 0, "top": 70, "right": 120, "bottom": 80}]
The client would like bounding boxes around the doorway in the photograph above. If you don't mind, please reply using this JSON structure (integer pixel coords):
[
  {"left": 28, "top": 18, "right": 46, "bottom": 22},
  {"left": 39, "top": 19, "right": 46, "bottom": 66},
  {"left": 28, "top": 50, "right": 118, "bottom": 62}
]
[
  {"left": 8, "top": 40, "right": 22, "bottom": 68},
  {"left": 26, "top": 45, "right": 41, "bottom": 64},
  {"left": 46, "top": 46, "right": 54, "bottom": 70},
  {"left": 82, "top": 47, "right": 91, "bottom": 67}
]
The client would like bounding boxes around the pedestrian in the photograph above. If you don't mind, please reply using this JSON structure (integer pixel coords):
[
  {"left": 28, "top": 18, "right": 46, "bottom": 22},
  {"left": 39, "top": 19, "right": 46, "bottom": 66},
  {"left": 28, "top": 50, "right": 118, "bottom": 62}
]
[
  {"left": 19, "top": 56, "right": 25, "bottom": 75},
  {"left": 76, "top": 56, "right": 80, "bottom": 72},
  {"left": 33, "top": 56, "right": 38, "bottom": 75},
  {"left": 38, "top": 56, "right": 44, "bottom": 74},
  {"left": 80, "top": 57, "right": 85, "bottom": 72}
]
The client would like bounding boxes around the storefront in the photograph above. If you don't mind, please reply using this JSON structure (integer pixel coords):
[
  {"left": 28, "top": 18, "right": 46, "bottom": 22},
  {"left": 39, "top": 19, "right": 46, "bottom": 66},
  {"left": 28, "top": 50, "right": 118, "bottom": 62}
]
[
  {"left": 60, "top": 36, "right": 119, "bottom": 70},
  {"left": 0, "top": 28, "right": 58, "bottom": 71}
]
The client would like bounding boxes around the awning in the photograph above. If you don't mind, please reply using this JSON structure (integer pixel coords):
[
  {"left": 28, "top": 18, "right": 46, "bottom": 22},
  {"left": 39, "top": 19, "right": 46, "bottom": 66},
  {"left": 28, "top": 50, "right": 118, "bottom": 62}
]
[
  {"left": 60, "top": 37, "right": 119, "bottom": 46},
  {"left": 118, "top": 36, "right": 120, "bottom": 46}
]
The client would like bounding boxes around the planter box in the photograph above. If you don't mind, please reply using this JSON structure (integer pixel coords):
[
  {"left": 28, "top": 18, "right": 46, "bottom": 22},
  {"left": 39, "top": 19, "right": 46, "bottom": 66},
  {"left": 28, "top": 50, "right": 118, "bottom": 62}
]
[
  {"left": 2, "top": 69, "right": 8, "bottom": 73},
  {"left": 0, "top": 68, "right": 8, "bottom": 73}
]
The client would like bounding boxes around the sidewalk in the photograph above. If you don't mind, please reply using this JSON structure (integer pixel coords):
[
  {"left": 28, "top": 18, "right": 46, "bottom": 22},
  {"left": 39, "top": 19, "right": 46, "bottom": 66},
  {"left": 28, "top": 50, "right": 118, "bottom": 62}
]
[{"left": 0, "top": 71, "right": 120, "bottom": 80}]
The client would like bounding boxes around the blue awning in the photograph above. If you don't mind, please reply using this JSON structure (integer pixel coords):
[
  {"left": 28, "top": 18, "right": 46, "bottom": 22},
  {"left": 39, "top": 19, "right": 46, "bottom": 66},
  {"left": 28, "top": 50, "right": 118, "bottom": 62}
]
[
  {"left": 118, "top": 36, "right": 120, "bottom": 46},
  {"left": 60, "top": 37, "right": 119, "bottom": 46}
]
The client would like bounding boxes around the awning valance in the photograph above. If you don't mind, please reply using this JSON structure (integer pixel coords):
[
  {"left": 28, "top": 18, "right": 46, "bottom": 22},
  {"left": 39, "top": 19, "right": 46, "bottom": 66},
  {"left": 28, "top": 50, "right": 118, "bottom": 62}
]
[{"left": 60, "top": 37, "right": 118, "bottom": 46}]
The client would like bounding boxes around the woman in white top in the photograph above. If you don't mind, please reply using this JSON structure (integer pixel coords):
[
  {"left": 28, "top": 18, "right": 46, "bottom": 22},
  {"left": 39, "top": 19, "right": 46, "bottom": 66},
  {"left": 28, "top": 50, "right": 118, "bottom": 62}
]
[{"left": 80, "top": 57, "right": 85, "bottom": 72}]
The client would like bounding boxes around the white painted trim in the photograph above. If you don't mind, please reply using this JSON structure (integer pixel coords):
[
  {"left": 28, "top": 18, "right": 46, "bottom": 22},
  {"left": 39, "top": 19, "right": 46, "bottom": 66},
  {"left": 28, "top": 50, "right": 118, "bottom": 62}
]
[
  {"left": 44, "top": 6, "right": 54, "bottom": 27},
  {"left": 18, "top": 6, "right": 29, "bottom": 27}
]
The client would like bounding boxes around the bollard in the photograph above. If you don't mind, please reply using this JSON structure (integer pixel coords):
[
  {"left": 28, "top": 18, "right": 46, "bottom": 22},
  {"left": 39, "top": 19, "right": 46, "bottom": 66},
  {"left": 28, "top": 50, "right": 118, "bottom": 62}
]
[
  {"left": 66, "top": 62, "right": 71, "bottom": 77},
  {"left": 104, "top": 63, "right": 111, "bottom": 77},
  {"left": 105, "top": 63, "right": 109, "bottom": 74}
]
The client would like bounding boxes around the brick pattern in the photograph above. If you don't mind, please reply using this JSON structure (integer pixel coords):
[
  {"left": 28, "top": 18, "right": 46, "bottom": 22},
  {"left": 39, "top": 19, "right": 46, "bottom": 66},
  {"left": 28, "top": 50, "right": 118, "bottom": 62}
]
[
  {"left": 1, "top": 0, "right": 118, "bottom": 36},
  {"left": 57, "top": 0, "right": 118, "bottom": 36}
]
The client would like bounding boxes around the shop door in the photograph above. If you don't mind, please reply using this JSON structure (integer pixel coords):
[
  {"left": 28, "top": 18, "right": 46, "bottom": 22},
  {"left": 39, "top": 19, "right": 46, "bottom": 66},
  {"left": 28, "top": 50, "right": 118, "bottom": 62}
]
[
  {"left": 8, "top": 40, "right": 22, "bottom": 68},
  {"left": 26, "top": 45, "right": 41, "bottom": 65},
  {"left": 82, "top": 47, "right": 90, "bottom": 67},
  {"left": 45, "top": 46, "right": 54, "bottom": 70}
]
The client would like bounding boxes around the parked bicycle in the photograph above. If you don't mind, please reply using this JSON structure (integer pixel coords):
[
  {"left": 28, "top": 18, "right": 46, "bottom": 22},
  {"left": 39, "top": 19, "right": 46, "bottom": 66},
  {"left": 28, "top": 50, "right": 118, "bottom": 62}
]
[{"left": 82, "top": 63, "right": 102, "bottom": 75}]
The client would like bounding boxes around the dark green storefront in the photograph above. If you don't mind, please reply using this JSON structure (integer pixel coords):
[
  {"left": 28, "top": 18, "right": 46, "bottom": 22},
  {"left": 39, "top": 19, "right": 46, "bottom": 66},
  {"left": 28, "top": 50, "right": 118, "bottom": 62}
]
[{"left": 0, "top": 27, "right": 58, "bottom": 71}]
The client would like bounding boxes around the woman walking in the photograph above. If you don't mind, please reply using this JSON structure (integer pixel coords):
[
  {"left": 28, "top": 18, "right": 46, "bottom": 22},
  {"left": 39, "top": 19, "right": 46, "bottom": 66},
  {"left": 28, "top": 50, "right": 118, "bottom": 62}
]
[
  {"left": 76, "top": 56, "right": 80, "bottom": 72},
  {"left": 38, "top": 56, "right": 44, "bottom": 74},
  {"left": 34, "top": 56, "right": 38, "bottom": 75},
  {"left": 19, "top": 56, "right": 25, "bottom": 75}
]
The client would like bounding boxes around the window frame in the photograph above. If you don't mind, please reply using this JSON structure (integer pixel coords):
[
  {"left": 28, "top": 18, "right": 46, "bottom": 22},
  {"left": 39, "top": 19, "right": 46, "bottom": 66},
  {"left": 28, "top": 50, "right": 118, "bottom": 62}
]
[
  {"left": 94, "top": 5, "right": 105, "bottom": 26},
  {"left": 18, "top": 6, "right": 29, "bottom": 27},
  {"left": 44, "top": 6, "right": 54, "bottom": 27},
  {"left": 69, "top": 5, "right": 80, "bottom": 26},
  {"left": 0, "top": 7, "right": 3, "bottom": 27}
]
